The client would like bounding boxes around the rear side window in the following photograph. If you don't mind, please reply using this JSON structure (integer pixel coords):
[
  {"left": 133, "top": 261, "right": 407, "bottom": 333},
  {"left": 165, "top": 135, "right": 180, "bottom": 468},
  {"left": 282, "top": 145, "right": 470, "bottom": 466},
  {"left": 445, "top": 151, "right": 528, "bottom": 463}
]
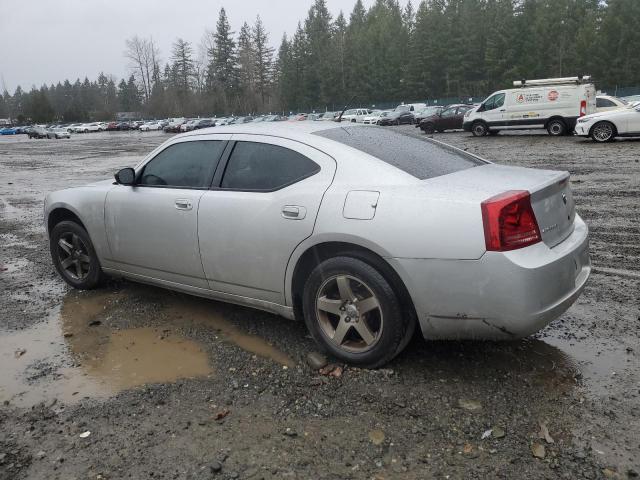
[
  {"left": 140, "top": 140, "right": 225, "bottom": 188},
  {"left": 314, "top": 126, "right": 485, "bottom": 180},
  {"left": 596, "top": 98, "right": 616, "bottom": 108},
  {"left": 221, "top": 141, "right": 320, "bottom": 191}
]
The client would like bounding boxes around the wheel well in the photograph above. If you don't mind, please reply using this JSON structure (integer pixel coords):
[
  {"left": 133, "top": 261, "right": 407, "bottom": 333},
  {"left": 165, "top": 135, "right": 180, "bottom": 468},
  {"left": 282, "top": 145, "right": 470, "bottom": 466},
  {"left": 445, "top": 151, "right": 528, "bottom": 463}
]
[
  {"left": 291, "top": 242, "right": 417, "bottom": 324},
  {"left": 47, "top": 208, "right": 86, "bottom": 236}
]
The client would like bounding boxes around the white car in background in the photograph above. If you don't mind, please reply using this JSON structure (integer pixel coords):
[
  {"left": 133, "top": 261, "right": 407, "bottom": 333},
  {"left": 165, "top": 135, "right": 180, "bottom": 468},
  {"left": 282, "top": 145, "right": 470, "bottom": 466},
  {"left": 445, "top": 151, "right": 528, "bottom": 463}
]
[
  {"left": 575, "top": 103, "right": 640, "bottom": 142},
  {"left": 76, "top": 123, "right": 102, "bottom": 133},
  {"left": 596, "top": 95, "right": 628, "bottom": 112},
  {"left": 67, "top": 123, "right": 83, "bottom": 133},
  {"left": 363, "top": 110, "right": 384, "bottom": 124},
  {"left": 140, "top": 122, "right": 162, "bottom": 132},
  {"left": 341, "top": 108, "right": 373, "bottom": 123}
]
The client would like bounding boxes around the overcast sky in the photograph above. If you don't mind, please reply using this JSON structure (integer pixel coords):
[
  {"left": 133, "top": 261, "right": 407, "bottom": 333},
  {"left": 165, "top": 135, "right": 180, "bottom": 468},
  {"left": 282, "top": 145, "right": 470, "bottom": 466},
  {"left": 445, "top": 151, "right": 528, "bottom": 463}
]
[{"left": 0, "top": 0, "right": 409, "bottom": 91}]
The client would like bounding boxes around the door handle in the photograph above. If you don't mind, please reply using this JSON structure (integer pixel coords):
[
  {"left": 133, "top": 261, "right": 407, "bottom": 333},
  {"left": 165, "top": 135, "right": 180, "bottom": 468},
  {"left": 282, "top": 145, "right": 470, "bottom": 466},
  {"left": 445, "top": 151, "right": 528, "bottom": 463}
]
[
  {"left": 175, "top": 199, "right": 193, "bottom": 210},
  {"left": 499, "top": 109, "right": 506, "bottom": 112},
  {"left": 282, "top": 205, "right": 307, "bottom": 220}
]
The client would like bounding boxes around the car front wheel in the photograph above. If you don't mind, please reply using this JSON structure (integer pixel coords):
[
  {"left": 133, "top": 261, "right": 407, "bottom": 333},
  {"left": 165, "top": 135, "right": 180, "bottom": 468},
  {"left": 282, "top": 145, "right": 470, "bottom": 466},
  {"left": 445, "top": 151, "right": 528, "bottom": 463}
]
[
  {"left": 471, "top": 121, "right": 488, "bottom": 137},
  {"left": 50, "top": 220, "right": 105, "bottom": 289},
  {"left": 591, "top": 121, "right": 616, "bottom": 143},
  {"left": 421, "top": 123, "right": 435, "bottom": 134},
  {"left": 302, "top": 256, "right": 408, "bottom": 368}
]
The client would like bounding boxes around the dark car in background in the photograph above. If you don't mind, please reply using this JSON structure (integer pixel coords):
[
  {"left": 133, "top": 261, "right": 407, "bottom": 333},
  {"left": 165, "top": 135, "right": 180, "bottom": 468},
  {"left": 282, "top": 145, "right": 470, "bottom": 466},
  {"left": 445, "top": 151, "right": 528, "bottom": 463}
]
[
  {"left": 413, "top": 106, "right": 444, "bottom": 125},
  {"left": 377, "top": 110, "right": 414, "bottom": 126},
  {"left": 418, "top": 104, "right": 474, "bottom": 134},
  {"left": 28, "top": 126, "right": 48, "bottom": 139},
  {"left": 191, "top": 118, "right": 216, "bottom": 130}
]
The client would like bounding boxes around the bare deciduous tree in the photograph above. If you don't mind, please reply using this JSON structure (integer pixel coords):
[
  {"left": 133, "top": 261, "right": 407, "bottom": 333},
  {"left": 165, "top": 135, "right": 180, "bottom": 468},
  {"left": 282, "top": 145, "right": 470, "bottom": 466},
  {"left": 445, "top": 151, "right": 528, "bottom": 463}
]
[{"left": 124, "top": 36, "right": 160, "bottom": 102}]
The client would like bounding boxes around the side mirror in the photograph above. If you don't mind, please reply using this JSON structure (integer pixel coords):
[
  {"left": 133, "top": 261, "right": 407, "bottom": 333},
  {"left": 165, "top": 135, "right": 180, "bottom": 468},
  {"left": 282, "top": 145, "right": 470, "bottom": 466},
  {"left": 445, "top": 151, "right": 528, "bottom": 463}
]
[
  {"left": 115, "top": 167, "right": 136, "bottom": 185},
  {"left": 477, "top": 104, "right": 485, "bottom": 112}
]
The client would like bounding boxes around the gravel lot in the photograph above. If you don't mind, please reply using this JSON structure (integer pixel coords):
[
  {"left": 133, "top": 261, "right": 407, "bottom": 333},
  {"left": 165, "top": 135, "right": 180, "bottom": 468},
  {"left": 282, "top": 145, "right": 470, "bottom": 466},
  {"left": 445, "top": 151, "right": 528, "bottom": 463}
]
[{"left": 0, "top": 128, "right": 638, "bottom": 479}]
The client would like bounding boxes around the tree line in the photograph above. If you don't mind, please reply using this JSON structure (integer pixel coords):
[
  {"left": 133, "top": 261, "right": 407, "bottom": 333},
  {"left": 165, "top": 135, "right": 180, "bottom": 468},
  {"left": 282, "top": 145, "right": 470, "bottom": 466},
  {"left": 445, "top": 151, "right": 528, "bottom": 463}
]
[{"left": 1, "top": 0, "right": 639, "bottom": 123}]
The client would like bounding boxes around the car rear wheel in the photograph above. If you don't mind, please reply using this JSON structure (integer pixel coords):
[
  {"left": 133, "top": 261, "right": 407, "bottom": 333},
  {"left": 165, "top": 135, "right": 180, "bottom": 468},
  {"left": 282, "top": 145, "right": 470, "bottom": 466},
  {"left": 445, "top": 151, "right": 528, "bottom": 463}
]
[
  {"left": 591, "top": 121, "right": 616, "bottom": 143},
  {"left": 471, "top": 121, "right": 488, "bottom": 137},
  {"left": 50, "top": 221, "right": 105, "bottom": 290},
  {"left": 547, "top": 119, "right": 566, "bottom": 136},
  {"left": 302, "top": 256, "right": 408, "bottom": 368}
]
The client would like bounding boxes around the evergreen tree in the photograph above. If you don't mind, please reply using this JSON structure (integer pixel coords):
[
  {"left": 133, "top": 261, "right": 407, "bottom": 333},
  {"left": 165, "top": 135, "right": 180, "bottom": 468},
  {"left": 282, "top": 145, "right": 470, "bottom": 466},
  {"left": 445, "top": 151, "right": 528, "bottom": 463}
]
[
  {"left": 209, "top": 7, "right": 238, "bottom": 112},
  {"left": 302, "top": 0, "right": 333, "bottom": 109},
  {"left": 237, "top": 22, "right": 257, "bottom": 112},
  {"left": 253, "top": 15, "right": 274, "bottom": 110},
  {"left": 171, "top": 38, "right": 195, "bottom": 113}
]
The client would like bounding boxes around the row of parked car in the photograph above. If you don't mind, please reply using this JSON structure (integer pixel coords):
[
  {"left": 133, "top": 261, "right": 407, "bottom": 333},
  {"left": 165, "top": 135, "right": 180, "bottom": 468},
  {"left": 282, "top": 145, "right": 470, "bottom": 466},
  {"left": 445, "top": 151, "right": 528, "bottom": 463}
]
[{"left": 3, "top": 82, "right": 637, "bottom": 141}]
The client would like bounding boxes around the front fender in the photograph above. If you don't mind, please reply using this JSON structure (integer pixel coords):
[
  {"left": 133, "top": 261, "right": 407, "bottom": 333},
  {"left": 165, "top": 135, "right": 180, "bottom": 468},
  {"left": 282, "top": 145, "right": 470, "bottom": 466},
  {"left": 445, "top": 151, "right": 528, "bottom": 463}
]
[{"left": 45, "top": 185, "right": 113, "bottom": 262}]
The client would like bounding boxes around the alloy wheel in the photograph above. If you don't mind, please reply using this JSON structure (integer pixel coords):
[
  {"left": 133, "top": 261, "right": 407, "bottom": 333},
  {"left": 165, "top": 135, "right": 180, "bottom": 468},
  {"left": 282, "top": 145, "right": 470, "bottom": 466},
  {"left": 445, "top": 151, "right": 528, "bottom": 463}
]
[
  {"left": 57, "top": 232, "right": 91, "bottom": 281},
  {"left": 315, "top": 275, "right": 383, "bottom": 353},
  {"left": 593, "top": 122, "right": 613, "bottom": 142}
]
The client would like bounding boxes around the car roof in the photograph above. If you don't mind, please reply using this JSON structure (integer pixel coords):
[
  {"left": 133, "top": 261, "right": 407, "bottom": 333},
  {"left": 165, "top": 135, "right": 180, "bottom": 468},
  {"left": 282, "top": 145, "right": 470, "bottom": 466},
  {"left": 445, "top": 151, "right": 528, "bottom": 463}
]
[{"left": 181, "top": 120, "right": 346, "bottom": 140}]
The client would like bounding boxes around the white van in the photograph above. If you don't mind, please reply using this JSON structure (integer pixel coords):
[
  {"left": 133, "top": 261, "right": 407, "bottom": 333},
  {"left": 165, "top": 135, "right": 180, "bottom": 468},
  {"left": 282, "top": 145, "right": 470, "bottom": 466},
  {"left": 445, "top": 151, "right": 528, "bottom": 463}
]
[{"left": 463, "top": 77, "right": 596, "bottom": 136}]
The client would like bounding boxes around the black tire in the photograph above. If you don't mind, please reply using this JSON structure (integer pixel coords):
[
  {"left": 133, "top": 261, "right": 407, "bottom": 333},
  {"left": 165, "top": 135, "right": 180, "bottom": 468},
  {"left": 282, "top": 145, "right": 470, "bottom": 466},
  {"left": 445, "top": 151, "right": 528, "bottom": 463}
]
[
  {"left": 302, "top": 256, "right": 409, "bottom": 368},
  {"left": 590, "top": 121, "right": 616, "bottom": 143},
  {"left": 471, "top": 121, "right": 488, "bottom": 137},
  {"left": 422, "top": 123, "right": 435, "bottom": 134},
  {"left": 546, "top": 118, "right": 566, "bottom": 136},
  {"left": 50, "top": 220, "right": 105, "bottom": 289}
]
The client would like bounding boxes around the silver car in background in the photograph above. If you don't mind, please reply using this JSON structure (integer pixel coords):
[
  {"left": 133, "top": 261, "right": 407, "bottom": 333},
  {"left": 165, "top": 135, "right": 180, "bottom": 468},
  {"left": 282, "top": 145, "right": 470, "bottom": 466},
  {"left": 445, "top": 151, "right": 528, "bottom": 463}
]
[
  {"left": 47, "top": 128, "right": 71, "bottom": 139},
  {"left": 44, "top": 123, "right": 590, "bottom": 367}
]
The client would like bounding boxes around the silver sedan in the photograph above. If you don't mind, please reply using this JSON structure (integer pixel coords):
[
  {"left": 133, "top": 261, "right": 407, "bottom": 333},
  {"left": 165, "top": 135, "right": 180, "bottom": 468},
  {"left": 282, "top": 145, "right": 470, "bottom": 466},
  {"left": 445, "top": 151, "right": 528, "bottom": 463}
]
[{"left": 44, "top": 123, "right": 590, "bottom": 367}]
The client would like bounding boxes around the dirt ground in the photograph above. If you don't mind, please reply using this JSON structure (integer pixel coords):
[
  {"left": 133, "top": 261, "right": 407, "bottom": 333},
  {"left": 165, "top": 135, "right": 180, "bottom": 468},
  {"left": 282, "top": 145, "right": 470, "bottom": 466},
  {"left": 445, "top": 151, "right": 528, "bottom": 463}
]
[{"left": 0, "top": 127, "right": 638, "bottom": 480}]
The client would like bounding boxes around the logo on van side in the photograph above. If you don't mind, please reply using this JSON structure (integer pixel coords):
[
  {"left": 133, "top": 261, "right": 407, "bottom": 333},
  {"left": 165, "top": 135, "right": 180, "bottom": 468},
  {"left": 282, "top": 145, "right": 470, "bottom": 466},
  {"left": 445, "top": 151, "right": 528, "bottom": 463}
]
[{"left": 548, "top": 90, "right": 559, "bottom": 101}]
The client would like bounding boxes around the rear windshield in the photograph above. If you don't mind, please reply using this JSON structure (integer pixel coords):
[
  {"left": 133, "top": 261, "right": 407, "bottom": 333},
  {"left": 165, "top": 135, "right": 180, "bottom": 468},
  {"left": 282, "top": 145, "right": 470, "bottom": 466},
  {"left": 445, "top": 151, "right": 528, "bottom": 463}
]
[{"left": 314, "top": 126, "right": 486, "bottom": 180}]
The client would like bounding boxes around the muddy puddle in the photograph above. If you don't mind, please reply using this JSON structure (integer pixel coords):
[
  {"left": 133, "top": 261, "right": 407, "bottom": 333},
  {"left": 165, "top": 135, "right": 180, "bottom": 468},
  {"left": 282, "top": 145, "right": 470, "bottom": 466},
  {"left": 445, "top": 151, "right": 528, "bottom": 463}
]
[{"left": 0, "top": 287, "right": 293, "bottom": 407}]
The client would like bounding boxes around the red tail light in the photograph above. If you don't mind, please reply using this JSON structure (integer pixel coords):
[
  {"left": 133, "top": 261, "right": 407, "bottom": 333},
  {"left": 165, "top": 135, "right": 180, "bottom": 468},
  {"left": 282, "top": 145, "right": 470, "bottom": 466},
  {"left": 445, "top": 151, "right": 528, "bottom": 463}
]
[
  {"left": 579, "top": 100, "right": 587, "bottom": 116},
  {"left": 481, "top": 190, "right": 541, "bottom": 252}
]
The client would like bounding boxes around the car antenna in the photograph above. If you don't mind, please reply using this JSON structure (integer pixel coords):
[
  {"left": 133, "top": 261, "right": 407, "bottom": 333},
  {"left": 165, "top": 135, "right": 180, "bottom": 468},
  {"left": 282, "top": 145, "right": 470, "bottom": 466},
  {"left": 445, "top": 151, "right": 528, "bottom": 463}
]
[{"left": 337, "top": 95, "right": 357, "bottom": 123}]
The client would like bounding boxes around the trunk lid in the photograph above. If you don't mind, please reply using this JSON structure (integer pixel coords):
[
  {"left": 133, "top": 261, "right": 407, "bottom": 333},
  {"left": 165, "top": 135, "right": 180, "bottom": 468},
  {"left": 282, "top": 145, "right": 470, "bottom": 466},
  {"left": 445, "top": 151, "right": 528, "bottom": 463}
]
[
  {"left": 424, "top": 164, "right": 575, "bottom": 248},
  {"left": 529, "top": 174, "right": 575, "bottom": 248}
]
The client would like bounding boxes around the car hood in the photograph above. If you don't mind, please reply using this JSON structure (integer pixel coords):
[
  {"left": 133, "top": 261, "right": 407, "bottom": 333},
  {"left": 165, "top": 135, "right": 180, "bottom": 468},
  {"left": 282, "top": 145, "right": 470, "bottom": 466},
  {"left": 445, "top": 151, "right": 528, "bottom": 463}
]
[{"left": 581, "top": 108, "right": 632, "bottom": 121}]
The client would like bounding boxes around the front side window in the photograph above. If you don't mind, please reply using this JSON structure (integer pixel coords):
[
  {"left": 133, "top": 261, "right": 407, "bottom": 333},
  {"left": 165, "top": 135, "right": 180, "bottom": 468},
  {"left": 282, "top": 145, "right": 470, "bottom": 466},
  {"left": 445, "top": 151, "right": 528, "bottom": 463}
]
[
  {"left": 440, "top": 107, "right": 457, "bottom": 118},
  {"left": 483, "top": 93, "right": 505, "bottom": 111},
  {"left": 139, "top": 140, "right": 225, "bottom": 188},
  {"left": 221, "top": 142, "right": 320, "bottom": 191}
]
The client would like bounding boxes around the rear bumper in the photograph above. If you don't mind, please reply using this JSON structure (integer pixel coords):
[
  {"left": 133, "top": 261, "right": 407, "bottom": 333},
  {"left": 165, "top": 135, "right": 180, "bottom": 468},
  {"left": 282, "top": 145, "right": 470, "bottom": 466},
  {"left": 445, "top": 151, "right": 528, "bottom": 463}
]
[
  {"left": 389, "top": 215, "right": 590, "bottom": 340},
  {"left": 462, "top": 121, "right": 472, "bottom": 132}
]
